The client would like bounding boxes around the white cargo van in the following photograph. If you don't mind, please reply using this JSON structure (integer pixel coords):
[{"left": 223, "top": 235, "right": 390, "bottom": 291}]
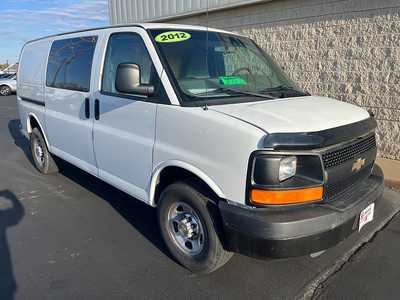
[{"left": 17, "top": 24, "right": 383, "bottom": 273}]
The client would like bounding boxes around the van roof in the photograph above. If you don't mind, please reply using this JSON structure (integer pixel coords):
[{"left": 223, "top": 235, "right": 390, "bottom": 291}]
[{"left": 25, "top": 23, "right": 240, "bottom": 44}]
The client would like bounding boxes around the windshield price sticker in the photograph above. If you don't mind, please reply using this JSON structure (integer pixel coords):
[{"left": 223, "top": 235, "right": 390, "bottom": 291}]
[
  {"left": 219, "top": 76, "right": 247, "bottom": 86},
  {"left": 155, "top": 31, "right": 191, "bottom": 43}
]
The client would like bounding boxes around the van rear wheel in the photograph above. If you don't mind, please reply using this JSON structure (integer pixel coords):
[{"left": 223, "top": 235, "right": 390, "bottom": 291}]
[
  {"left": 157, "top": 181, "right": 233, "bottom": 274},
  {"left": 30, "top": 128, "right": 59, "bottom": 174}
]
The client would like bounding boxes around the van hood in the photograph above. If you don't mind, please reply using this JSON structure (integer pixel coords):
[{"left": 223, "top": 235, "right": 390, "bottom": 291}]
[{"left": 209, "top": 96, "right": 370, "bottom": 133}]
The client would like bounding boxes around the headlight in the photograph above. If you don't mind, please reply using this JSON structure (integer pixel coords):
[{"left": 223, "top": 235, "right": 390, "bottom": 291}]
[
  {"left": 249, "top": 153, "right": 324, "bottom": 205},
  {"left": 279, "top": 156, "right": 297, "bottom": 181}
]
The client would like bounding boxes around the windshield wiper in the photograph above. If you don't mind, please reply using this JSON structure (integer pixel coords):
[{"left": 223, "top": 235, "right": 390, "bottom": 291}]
[
  {"left": 192, "top": 87, "right": 275, "bottom": 99},
  {"left": 260, "top": 85, "right": 310, "bottom": 96}
]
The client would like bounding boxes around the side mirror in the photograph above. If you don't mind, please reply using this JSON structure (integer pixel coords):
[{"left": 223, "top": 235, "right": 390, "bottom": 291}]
[{"left": 115, "top": 63, "right": 154, "bottom": 96}]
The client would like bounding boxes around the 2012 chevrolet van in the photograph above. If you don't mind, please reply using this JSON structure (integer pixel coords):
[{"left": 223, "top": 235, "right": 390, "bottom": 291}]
[{"left": 17, "top": 24, "right": 384, "bottom": 273}]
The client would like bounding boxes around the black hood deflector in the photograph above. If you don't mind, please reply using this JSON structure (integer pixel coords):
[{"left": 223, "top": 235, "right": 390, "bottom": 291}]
[{"left": 263, "top": 117, "right": 377, "bottom": 150}]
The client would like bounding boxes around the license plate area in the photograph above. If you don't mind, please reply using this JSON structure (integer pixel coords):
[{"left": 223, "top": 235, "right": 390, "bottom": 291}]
[{"left": 359, "top": 202, "right": 375, "bottom": 231}]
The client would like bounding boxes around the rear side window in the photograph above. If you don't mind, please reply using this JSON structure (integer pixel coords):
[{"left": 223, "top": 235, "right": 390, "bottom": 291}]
[
  {"left": 19, "top": 40, "right": 50, "bottom": 85},
  {"left": 46, "top": 36, "right": 97, "bottom": 92}
]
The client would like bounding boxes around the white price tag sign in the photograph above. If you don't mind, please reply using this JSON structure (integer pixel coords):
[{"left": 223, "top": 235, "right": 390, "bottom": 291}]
[{"left": 359, "top": 203, "right": 375, "bottom": 231}]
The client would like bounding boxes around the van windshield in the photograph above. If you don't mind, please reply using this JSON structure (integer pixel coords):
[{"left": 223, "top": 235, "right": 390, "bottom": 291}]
[{"left": 149, "top": 29, "right": 308, "bottom": 105}]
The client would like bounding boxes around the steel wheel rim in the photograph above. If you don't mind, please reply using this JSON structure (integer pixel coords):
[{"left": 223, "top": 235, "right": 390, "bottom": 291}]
[
  {"left": 33, "top": 138, "right": 45, "bottom": 167},
  {"left": 167, "top": 202, "right": 205, "bottom": 256}
]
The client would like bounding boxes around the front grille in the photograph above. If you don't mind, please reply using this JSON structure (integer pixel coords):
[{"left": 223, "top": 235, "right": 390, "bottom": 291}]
[
  {"left": 325, "top": 164, "right": 373, "bottom": 200},
  {"left": 322, "top": 134, "right": 376, "bottom": 169}
]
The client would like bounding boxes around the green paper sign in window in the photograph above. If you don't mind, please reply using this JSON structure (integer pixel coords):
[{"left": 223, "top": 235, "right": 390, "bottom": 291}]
[
  {"left": 219, "top": 76, "right": 247, "bottom": 86},
  {"left": 155, "top": 31, "right": 191, "bottom": 43}
]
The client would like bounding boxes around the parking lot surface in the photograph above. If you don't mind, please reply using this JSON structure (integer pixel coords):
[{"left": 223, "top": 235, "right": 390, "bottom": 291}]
[
  {"left": 317, "top": 211, "right": 400, "bottom": 299},
  {"left": 1, "top": 95, "right": 400, "bottom": 300}
]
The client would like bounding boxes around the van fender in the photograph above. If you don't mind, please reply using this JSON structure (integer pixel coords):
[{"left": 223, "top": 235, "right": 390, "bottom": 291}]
[
  {"left": 27, "top": 113, "right": 50, "bottom": 148},
  {"left": 149, "top": 160, "right": 225, "bottom": 207}
]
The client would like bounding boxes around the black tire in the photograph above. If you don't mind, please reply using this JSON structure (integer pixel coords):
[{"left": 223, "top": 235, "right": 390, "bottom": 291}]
[
  {"left": 0, "top": 85, "right": 11, "bottom": 96},
  {"left": 30, "top": 128, "right": 59, "bottom": 174},
  {"left": 157, "top": 180, "right": 233, "bottom": 274}
]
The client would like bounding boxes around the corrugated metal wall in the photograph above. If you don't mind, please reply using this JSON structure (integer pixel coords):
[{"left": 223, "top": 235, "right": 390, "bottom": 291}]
[{"left": 108, "top": 0, "right": 267, "bottom": 24}]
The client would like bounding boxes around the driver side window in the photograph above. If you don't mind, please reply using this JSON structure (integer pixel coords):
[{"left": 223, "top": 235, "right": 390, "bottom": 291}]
[{"left": 102, "top": 32, "right": 153, "bottom": 94}]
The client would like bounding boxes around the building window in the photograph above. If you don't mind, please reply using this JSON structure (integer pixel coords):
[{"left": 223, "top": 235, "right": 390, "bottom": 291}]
[{"left": 46, "top": 36, "right": 97, "bottom": 92}]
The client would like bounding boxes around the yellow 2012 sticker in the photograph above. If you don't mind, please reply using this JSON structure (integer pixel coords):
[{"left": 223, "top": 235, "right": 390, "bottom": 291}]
[{"left": 155, "top": 31, "right": 191, "bottom": 43}]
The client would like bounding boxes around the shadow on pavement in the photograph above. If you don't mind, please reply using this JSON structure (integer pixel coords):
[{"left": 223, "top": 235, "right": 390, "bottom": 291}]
[
  {"left": 58, "top": 161, "right": 174, "bottom": 260},
  {"left": 0, "top": 190, "right": 25, "bottom": 300},
  {"left": 61, "top": 161, "right": 172, "bottom": 258},
  {"left": 8, "top": 118, "right": 173, "bottom": 258},
  {"left": 8, "top": 119, "right": 33, "bottom": 164},
  {"left": 7, "top": 118, "right": 177, "bottom": 263}
]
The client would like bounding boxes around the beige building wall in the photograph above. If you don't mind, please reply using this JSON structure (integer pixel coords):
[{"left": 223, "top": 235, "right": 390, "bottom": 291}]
[{"left": 168, "top": 0, "right": 400, "bottom": 161}]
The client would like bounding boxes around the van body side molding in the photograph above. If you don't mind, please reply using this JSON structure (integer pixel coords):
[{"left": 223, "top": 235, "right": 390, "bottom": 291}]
[{"left": 20, "top": 97, "right": 45, "bottom": 107}]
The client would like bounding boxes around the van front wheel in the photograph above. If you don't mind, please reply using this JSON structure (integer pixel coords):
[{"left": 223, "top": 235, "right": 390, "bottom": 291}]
[
  {"left": 157, "top": 181, "right": 233, "bottom": 274},
  {"left": 30, "top": 128, "right": 59, "bottom": 174}
]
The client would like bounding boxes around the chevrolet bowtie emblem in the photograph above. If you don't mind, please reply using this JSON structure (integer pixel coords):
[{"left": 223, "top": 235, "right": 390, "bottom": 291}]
[{"left": 352, "top": 157, "right": 366, "bottom": 172}]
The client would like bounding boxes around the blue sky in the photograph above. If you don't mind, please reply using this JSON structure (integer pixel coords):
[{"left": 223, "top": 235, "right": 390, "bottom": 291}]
[{"left": 0, "top": 0, "right": 108, "bottom": 63}]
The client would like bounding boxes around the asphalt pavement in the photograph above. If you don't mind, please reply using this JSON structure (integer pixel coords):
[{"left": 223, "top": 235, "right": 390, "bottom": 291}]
[
  {"left": 1, "top": 95, "right": 400, "bottom": 300},
  {"left": 316, "top": 198, "right": 400, "bottom": 300}
]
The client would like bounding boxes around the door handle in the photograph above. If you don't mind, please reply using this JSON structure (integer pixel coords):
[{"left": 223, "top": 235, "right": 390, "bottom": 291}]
[
  {"left": 94, "top": 99, "right": 100, "bottom": 120},
  {"left": 84, "top": 97, "right": 90, "bottom": 118}
]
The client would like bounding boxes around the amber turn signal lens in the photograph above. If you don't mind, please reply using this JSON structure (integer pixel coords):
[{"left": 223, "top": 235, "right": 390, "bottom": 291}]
[{"left": 250, "top": 186, "right": 323, "bottom": 205}]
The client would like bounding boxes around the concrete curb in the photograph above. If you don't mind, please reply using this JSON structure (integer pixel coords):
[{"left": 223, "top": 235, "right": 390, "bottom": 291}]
[{"left": 377, "top": 158, "right": 400, "bottom": 189}]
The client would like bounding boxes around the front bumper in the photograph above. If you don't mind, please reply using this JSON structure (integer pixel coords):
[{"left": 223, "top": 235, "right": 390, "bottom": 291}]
[{"left": 219, "top": 164, "right": 384, "bottom": 258}]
